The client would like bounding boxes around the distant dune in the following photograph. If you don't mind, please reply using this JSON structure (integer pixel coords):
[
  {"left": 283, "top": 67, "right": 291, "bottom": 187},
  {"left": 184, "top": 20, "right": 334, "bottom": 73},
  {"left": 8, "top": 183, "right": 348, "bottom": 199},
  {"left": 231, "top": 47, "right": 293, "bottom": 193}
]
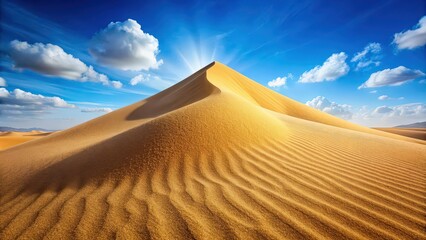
[
  {"left": 0, "top": 127, "right": 54, "bottom": 132},
  {"left": 395, "top": 121, "right": 426, "bottom": 128},
  {"left": 0, "top": 131, "right": 52, "bottom": 151},
  {"left": 375, "top": 128, "right": 426, "bottom": 140},
  {"left": 0, "top": 62, "right": 425, "bottom": 239}
]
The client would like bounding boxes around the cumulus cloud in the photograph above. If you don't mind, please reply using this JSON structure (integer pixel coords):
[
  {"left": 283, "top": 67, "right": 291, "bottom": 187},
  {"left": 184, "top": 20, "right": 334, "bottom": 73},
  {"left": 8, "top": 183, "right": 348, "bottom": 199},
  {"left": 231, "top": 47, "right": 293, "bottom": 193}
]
[
  {"left": 0, "top": 88, "right": 10, "bottom": 98},
  {"left": 0, "top": 77, "right": 6, "bottom": 87},
  {"left": 81, "top": 107, "right": 113, "bottom": 113},
  {"left": 378, "top": 95, "right": 389, "bottom": 100},
  {"left": 89, "top": 19, "right": 163, "bottom": 71},
  {"left": 111, "top": 81, "right": 123, "bottom": 89},
  {"left": 0, "top": 87, "right": 75, "bottom": 116},
  {"left": 353, "top": 103, "right": 426, "bottom": 127},
  {"left": 306, "top": 96, "right": 353, "bottom": 119},
  {"left": 393, "top": 16, "right": 426, "bottom": 50},
  {"left": 268, "top": 74, "right": 292, "bottom": 88},
  {"left": 299, "top": 52, "right": 349, "bottom": 83},
  {"left": 373, "top": 105, "right": 393, "bottom": 114},
  {"left": 130, "top": 74, "right": 149, "bottom": 86},
  {"left": 9, "top": 40, "right": 122, "bottom": 88},
  {"left": 351, "top": 43, "right": 382, "bottom": 70},
  {"left": 373, "top": 103, "right": 426, "bottom": 116},
  {"left": 358, "top": 66, "right": 425, "bottom": 89}
]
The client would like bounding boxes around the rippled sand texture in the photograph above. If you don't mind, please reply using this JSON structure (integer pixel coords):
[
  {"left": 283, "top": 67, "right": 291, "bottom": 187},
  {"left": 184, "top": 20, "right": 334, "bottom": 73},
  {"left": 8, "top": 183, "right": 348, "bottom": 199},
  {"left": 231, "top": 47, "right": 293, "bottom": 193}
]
[{"left": 1, "top": 62, "right": 425, "bottom": 239}]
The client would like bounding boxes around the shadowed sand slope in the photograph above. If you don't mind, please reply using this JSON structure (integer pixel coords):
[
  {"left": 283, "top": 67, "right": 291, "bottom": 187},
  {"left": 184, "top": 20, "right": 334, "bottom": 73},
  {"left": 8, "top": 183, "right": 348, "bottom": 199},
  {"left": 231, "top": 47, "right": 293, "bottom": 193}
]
[
  {"left": 0, "top": 62, "right": 425, "bottom": 239},
  {"left": 376, "top": 128, "right": 426, "bottom": 140}
]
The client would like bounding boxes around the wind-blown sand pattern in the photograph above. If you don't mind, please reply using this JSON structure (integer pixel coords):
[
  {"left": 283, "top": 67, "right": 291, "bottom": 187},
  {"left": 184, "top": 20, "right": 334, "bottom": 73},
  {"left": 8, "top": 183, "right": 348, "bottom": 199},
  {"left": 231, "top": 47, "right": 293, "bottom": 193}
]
[{"left": 1, "top": 62, "right": 425, "bottom": 239}]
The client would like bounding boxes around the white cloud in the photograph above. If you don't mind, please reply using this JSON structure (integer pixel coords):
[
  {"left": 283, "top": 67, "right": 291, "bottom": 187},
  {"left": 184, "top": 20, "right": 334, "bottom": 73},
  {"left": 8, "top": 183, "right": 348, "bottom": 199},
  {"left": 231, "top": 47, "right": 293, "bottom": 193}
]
[
  {"left": 89, "top": 19, "right": 163, "bottom": 71},
  {"left": 268, "top": 74, "right": 292, "bottom": 88},
  {"left": 393, "top": 16, "right": 426, "bottom": 50},
  {"left": 9, "top": 40, "right": 122, "bottom": 88},
  {"left": 10, "top": 40, "right": 87, "bottom": 79},
  {"left": 129, "top": 73, "right": 173, "bottom": 90},
  {"left": 81, "top": 107, "right": 113, "bottom": 113},
  {"left": 0, "top": 88, "right": 10, "bottom": 97},
  {"left": 378, "top": 95, "right": 404, "bottom": 101},
  {"left": 306, "top": 96, "right": 352, "bottom": 119},
  {"left": 268, "top": 77, "right": 286, "bottom": 87},
  {"left": 369, "top": 90, "right": 377, "bottom": 94},
  {"left": 0, "top": 87, "right": 75, "bottom": 116},
  {"left": 351, "top": 43, "right": 382, "bottom": 70},
  {"left": 352, "top": 103, "right": 426, "bottom": 127},
  {"left": 299, "top": 52, "right": 349, "bottom": 83},
  {"left": 378, "top": 95, "right": 389, "bottom": 100},
  {"left": 378, "top": 103, "right": 426, "bottom": 117},
  {"left": 0, "top": 77, "right": 6, "bottom": 87},
  {"left": 359, "top": 66, "right": 425, "bottom": 89},
  {"left": 111, "top": 81, "right": 123, "bottom": 89},
  {"left": 130, "top": 74, "right": 148, "bottom": 86},
  {"left": 373, "top": 106, "right": 394, "bottom": 114}
]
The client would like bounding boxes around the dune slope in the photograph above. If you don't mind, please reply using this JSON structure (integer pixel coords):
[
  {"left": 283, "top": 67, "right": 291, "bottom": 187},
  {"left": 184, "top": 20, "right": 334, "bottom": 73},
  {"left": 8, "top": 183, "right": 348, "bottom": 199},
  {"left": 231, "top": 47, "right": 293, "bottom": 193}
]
[
  {"left": 0, "top": 131, "right": 52, "bottom": 151},
  {"left": 376, "top": 128, "right": 426, "bottom": 140},
  {"left": 0, "top": 62, "right": 425, "bottom": 239}
]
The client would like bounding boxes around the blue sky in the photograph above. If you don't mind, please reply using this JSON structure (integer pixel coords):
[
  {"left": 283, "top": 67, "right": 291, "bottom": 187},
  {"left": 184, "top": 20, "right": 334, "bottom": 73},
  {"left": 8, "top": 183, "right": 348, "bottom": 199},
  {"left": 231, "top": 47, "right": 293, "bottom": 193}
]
[{"left": 0, "top": 0, "right": 425, "bottom": 129}]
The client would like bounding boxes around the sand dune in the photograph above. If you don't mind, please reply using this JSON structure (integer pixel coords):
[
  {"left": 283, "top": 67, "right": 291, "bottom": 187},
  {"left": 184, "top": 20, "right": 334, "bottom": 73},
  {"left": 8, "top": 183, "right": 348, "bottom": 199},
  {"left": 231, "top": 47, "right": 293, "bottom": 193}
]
[
  {"left": 376, "top": 128, "right": 426, "bottom": 140},
  {"left": 0, "top": 62, "right": 425, "bottom": 239},
  {"left": 0, "top": 131, "right": 52, "bottom": 151}
]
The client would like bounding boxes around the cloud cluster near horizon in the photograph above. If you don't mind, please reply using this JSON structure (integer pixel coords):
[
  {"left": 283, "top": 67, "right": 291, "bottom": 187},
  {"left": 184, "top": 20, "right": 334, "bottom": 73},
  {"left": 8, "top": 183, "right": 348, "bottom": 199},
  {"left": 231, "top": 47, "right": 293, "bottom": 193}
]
[
  {"left": 81, "top": 107, "right": 113, "bottom": 113},
  {"left": 306, "top": 96, "right": 353, "bottom": 119},
  {"left": 306, "top": 96, "right": 426, "bottom": 127},
  {"left": 365, "top": 103, "right": 426, "bottom": 126},
  {"left": 0, "top": 87, "right": 75, "bottom": 116}
]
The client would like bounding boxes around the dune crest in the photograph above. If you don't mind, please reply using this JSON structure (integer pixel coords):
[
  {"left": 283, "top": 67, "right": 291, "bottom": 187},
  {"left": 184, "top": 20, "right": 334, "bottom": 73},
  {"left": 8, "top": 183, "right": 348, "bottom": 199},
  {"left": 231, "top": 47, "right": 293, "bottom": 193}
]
[{"left": 1, "top": 62, "right": 425, "bottom": 239}]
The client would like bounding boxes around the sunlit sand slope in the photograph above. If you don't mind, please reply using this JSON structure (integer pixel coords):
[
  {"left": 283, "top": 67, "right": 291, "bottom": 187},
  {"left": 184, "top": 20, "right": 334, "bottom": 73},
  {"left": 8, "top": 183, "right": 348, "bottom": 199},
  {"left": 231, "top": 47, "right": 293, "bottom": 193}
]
[
  {"left": 0, "top": 62, "right": 425, "bottom": 239},
  {"left": 0, "top": 131, "right": 51, "bottom": 151}
]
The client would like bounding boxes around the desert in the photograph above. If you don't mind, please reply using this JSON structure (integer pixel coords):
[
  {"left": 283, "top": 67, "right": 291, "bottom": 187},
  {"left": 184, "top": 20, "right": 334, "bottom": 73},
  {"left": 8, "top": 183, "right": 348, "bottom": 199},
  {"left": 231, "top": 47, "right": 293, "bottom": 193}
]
[{"left": 1, "top": 62, "right": 425, "bottom": 239}]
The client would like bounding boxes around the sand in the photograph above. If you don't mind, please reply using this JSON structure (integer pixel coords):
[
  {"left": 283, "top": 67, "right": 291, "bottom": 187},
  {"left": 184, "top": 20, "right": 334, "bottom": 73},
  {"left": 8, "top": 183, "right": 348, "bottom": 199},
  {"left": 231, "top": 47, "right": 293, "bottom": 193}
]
[
  {"left": 375, "top": 128, "right": 426, "bottom": 140},
  {"left": 0, "top": 62, "right": 425, "bottom": 239},
  {"left": 0, "top": 131, "right": 52, "bottom": 151}
]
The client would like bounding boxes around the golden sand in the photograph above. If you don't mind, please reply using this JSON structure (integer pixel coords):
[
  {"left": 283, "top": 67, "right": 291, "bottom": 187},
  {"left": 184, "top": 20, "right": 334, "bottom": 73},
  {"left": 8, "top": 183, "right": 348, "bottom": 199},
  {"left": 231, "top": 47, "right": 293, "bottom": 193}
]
[
  {"left": 0, "top": 131, "right": 51, "bottom": 151},
  {"left": 0, "top": 62, "right": 425, "bottom": 239}
]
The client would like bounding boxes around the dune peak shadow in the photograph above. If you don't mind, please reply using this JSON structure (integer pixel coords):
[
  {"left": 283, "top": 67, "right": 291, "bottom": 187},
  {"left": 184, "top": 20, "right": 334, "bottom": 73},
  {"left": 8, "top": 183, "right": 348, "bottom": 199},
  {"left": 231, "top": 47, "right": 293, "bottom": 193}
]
[{"left": 126, "top": 70, "right": 218, "bottom": 121}]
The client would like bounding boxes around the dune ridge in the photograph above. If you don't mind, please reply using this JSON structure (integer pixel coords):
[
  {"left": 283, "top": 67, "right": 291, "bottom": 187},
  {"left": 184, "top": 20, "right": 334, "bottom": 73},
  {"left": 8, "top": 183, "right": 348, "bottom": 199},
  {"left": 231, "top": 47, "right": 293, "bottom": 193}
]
[{"left": 0, "top": 62, "right": 425, "bottom": 239}]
